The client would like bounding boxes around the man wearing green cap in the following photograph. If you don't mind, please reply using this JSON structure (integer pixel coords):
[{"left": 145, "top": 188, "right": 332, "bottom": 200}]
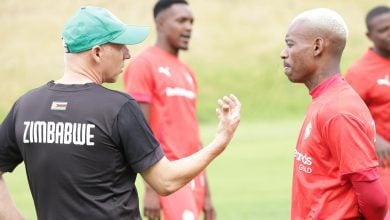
[{"left": 0, "top": 6, "right": 241, "bottom": 220}]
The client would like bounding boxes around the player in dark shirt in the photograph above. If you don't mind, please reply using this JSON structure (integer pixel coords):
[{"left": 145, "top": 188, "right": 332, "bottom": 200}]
[{"left": 0, "top": 6, "right": 241, "bottom": 220}]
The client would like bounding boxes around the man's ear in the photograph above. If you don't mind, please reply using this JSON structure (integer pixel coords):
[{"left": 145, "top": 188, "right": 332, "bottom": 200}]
[
  {"left": 366, "top": 31, "right": 373, "bottom": 42},
  {"left": 155, "top": 14, "right": 165, "bottom": 33},
  {"left": 313, "top": 37, "right": 324, "bottom": 57},
  {"left": 90, "top": 45, "right": 103, "bottom": 63}
]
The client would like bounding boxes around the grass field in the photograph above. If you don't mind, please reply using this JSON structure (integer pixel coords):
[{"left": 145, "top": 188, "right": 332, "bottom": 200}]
[
  {"left": 4, "top": 119, "right": 301, "bottom": 219},
  {"left": 1, "top": 0, "right": 389, "bottom": 219}
]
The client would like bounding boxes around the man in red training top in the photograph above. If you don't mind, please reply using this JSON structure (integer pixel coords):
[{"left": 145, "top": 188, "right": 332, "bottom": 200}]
[
  {"left": 123, "top": 0, "right": 216, "bottom": 219},
  {"left": 280, "top": 8, "right": 388, "bottom": 219},
  {"left": 345, "top": 6, "right": 390, "bottom": 218}
]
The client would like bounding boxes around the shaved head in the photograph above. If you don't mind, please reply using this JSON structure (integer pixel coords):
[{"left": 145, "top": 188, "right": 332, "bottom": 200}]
[
  {"left": 281, "top": 8, "right": 348, "bottom": 88},
  {"left": 291, "top": 8, "right": 348, "bottom": 40},
  {"left": 289, "top": 8, "right": 348, "bottom": 55}
]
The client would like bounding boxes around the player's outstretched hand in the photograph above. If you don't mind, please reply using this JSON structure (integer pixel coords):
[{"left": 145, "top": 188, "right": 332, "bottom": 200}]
[{"left": 213, "top": 94, "right": 241, "bottom": 152}]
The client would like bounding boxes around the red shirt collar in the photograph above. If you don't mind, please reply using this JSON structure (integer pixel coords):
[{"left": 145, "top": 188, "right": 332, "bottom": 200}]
[{"left": 310, "top": 74, "right": 343, "bottom": 99}]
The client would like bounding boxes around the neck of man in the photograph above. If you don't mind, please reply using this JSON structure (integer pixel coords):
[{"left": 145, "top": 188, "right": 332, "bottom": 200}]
[
  {"left": 373, "top": 47, "right": 390, "bottom": 58},
  {"left": 56, "top": 70, "right": 102, "bottom": 85},
  {"left": 155, "top": 38, "right": 179, "bottom": 57},
  {"left": 57, "top": 54, "right": 103, "bottom": 84},
  {"left": 305, "top": 61, "right": 341, "bottom": 92}
]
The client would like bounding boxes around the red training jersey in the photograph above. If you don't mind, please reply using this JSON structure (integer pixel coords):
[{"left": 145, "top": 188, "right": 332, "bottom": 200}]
[
  {"left": 123, "top": 46, "right": 201, "bottom": 160},
  {"left": 345, "top": 49, "right": 390, "bottom": 141},
  {"left": 291, "top": 74, "right": 378, "bottom": 219}
]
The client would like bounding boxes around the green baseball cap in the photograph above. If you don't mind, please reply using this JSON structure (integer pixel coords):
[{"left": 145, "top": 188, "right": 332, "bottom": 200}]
[{"left": 62, "top": 6, "right": 149, "bottom": 53}]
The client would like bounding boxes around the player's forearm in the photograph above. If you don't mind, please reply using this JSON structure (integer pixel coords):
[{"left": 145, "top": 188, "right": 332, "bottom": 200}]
[
  {"left": 352, "top": 178, "right": 388, "bottom": 219},
  {"left": 142, "top": 139, "right": 226, "bottom": 196},
  {"left": 169, "top": 138, "right": 226, "bottom": 188},
  {"left": 0, "top": 174, "right": 24, "bottom": 220}
]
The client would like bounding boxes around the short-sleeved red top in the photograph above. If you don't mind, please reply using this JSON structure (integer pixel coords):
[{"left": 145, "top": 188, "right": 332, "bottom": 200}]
[{"left": 123, "top": 46, "right": 200, "bottom": 160}]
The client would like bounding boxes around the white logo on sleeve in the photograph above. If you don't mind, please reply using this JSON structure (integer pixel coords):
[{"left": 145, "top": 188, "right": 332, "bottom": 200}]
[
  {"left": 377, "top": 75, "right": 390, "bottom": 86},
  {"left": 304, "top": 122, "right": 312, "bottom": 139},
  {"left": 185, "top": 72, "right": 194, "bottom": 85},
  {"left": 158, "top": 66, "right": 171, "bottom": 77}
]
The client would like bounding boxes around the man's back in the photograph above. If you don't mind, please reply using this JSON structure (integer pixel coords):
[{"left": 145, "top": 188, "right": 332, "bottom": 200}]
[{"left": 1, "top": 81, "right": 163, "bottom": 219}]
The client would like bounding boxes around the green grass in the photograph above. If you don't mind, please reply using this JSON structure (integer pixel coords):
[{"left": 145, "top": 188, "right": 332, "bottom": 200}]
[
  {"left": 5, "top": 119, "right": 301, "bottom": 220},
  {"left": 202, "top": 119, "right": 300, "bottom": 219}
]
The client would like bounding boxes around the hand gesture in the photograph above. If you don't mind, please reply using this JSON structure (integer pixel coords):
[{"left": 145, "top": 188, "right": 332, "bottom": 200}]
[{"left": 213, "top": 94, "right": 241, "bottom": 151}]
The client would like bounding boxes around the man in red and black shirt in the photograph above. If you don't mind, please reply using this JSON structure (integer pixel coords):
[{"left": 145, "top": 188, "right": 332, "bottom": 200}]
[
  {"left": 345, "top": 6, "right": 390, "bottom": 217},
  {"left": 281, "top": 8, "right": 388, "bottom": 219}
]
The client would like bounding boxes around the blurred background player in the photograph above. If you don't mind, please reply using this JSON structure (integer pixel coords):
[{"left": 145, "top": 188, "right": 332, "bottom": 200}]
[
  {"left": 345, "top": 5, "right": 390, "bottom": 217},
  {"left": 281, "top": 8, "right": 388, "bottom": 219},
  {"left": 123, "top": 0, "right": 216, "bottom": 220}
]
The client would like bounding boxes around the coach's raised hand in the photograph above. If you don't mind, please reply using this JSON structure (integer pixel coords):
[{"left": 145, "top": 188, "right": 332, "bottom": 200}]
[
  {"left": 213, "top": 94, "right": 241, "bottom": 153},
  {"left": 141, "top": 95, "right": 241, "bottom": 196}
]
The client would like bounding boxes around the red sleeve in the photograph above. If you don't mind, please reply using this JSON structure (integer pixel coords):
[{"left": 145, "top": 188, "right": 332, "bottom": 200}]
[
  {"left": 350, "top": 169, "right": 388, "bottom": 220},
  {"left": 123, "top": 57, "right": 154, "bottom": 103},
  {"left": 323, "top": 114, "right": 378, "bottom": 175}
]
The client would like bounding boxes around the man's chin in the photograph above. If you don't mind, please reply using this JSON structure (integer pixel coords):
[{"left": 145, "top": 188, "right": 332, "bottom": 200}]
[
  {"left": 285, "top": 74, "right": 300, "bottom": 83},
  {"left": 178, "top": 43, "right": 189, "bottom": 51}
]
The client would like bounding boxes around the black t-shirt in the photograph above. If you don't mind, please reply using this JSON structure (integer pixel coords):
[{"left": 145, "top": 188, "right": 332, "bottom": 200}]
[{"left": 0, "top": 81, "right": 164, "bottom": 220}]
